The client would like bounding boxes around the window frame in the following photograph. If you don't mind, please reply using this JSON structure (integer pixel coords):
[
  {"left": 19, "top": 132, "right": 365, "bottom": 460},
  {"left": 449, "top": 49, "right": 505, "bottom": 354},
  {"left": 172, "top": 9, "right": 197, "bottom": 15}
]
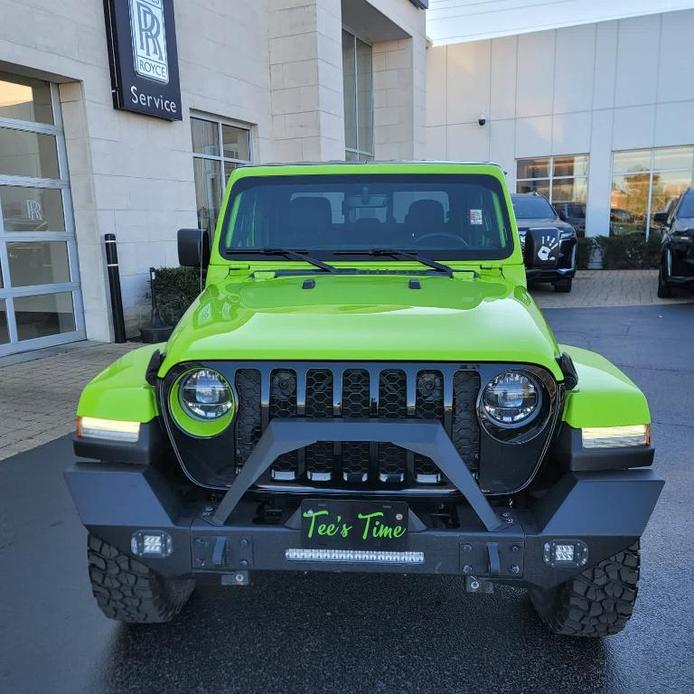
[
  {"left": 0, "top": 80, "right": 84, "bottom": 356},
  {"left": 190, "top": 113, "right": 253, "bottom": 235},
  {"left": 515, "top": 154, "right": 589, "bottom": 205},
  {"left": 610, "top": 145, "right": 694, "bottom": 240},
  {"left": 342, "top": 29, "right": 374, "bottom": 162}
]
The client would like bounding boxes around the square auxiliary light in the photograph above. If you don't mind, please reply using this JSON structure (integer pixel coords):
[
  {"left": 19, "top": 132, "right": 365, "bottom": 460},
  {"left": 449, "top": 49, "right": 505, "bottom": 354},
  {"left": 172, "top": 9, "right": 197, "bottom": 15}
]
[
  {"left": 131, "top": 530, "right": 173, "bottom": 558},
  {"left": 543, "top": 540, "right": 588, "bottom": 568}
]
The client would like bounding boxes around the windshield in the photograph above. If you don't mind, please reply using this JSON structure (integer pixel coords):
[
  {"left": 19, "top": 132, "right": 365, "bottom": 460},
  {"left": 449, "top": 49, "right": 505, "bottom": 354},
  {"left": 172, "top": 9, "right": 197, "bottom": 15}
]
[
  {"left": 678, "top": 193, "right": 694, "bottom": 218},
  {"left": 511, "top": 195, "right": 555, "bottom": 219},
  {"left": 221, "top": 174, "right": 513, "bottom": 260}
]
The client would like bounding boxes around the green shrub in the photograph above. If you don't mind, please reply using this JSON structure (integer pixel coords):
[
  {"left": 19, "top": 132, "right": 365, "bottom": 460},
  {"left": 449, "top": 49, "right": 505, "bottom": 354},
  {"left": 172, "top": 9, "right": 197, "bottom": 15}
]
[
  {"left": 153, "top": 267, "right": 203, "bottom": 325},
  {"left": 594, "top": 234, "right": 660, "bottom": 270}
]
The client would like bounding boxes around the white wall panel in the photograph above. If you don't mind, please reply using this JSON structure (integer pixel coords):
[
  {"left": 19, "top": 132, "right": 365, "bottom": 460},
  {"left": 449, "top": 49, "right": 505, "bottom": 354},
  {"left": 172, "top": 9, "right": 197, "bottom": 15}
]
[
  {"left": 446, "top": 122, "right": 490, "bottom": 161},
  {"left": 445, "top": 41, "right": 491, "bottom": 125},
  {"left": 553, "top": 24, "right": 595, "bottom": 114},
  {"left": 592, "top": 21, "right": 618, "bottom": 110},
  {"left": 490, "top": 37, "right": 518, "bottom": 120},
  {"left": 516, "top": 32, "right": 555, "bottom": 118},
  {"left": 551, "top": 111, "right": 591, "bottom": 154},
  {"left": 654, "top": 101, "right": 694, "bottom": 147},
  {"left": 488, "top": 119, "right": 516, "bottom": 180},
  {"left": 657, "top": 11, "right": 694, "bottom": 102},
  {"left": 425, "top": 125, "right": 447, "bottom": 159},
  {"left": 612, "top": 105, "right": 656, "bottom": 150},
  {"left": 614, "top": 14, "right": 661, "bottom": 108},
  {"left": 426, "top": 45, "right": 447, "bottom": 127},
  {"left": 514, "top": 116, "right": 552, "bottom": 157}
]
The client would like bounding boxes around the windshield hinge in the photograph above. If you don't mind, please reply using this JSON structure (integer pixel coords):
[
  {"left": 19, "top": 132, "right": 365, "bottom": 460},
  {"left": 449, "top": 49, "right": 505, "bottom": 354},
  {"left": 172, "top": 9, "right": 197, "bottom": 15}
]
[
  {"left": 476, "top": 266, "right": 504, "bottom": 276},
  {"left": 252, "top": 270, "right": 277, "bottom": 280}
]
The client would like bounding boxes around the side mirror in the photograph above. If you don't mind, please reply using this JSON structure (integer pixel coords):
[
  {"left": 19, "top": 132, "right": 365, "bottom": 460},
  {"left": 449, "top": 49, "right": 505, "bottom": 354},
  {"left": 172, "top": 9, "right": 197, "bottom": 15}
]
[
  {"left": 653, "top": 212, "right": 668, "bottom": 225},
  {"left": 178, "top": 228, "right": 210, "bottom": 268}
]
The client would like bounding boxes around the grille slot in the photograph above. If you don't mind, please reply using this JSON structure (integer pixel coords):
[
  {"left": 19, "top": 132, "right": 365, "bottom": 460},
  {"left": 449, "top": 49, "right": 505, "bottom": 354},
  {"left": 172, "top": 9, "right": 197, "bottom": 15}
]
[
  {"left": 341, "top": 370, "right": 371, "bottom": 481},
  {"left": 269, "top": 369, "right": 298, "bottom": 480},
  {"left": 305, "top": 369, "right": 334, "bottom": 481},
  {"left": 414, "top": 370, "right": 444, "bottom": 483},
  {"left": 234, "top": 369, "right": 261, "bottom": 471}
]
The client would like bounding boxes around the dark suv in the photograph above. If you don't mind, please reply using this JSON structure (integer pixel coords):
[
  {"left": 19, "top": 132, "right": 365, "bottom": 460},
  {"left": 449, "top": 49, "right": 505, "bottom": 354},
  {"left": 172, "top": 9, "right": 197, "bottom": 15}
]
[
  {"left": 511, "top": 193, "right": 577, "bottom": 292},
  {"left": 655, "top": 187, "right": 694, "bottom": 297}
]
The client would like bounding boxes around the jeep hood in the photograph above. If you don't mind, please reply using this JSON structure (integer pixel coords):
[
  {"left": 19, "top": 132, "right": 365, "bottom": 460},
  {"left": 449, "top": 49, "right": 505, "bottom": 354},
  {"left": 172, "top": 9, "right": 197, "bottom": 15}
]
[{"left": 161, "top": 274, "right": 563, "bottom": 379}]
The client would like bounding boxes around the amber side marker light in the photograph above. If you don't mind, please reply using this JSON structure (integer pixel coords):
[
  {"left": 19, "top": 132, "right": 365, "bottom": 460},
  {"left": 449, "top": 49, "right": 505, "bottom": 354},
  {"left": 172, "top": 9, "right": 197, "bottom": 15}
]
[
  {"left": 581, "top": 424, "right": 651, "bottom": 449},
  {"left": 76, "top": 416, "right": 140, "bottom": 443}
]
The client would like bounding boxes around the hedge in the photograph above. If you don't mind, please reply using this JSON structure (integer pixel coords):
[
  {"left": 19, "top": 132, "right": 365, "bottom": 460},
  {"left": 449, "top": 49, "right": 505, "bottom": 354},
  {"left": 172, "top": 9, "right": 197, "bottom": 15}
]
[
  {"left": 576, "top": 234, "right": 661, "bottom": 270},
  {"left": 153, "top": 266, "right": 203, "bottom": 325}
]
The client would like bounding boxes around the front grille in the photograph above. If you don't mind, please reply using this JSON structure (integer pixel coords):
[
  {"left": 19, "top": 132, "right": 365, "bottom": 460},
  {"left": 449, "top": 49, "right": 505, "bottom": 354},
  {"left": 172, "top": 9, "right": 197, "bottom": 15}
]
[{"left": 234, "top": 365, "right": 481, "bottom": 489}]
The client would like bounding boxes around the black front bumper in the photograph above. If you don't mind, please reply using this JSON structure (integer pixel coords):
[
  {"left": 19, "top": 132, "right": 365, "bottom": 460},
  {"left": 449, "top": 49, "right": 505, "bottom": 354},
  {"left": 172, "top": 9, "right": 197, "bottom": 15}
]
[
  {"left": 526, "top": 266, "right": 576, "bottom": 282},
  {"left": 66, "top": 420, "right": 663, "bottom": 591}
]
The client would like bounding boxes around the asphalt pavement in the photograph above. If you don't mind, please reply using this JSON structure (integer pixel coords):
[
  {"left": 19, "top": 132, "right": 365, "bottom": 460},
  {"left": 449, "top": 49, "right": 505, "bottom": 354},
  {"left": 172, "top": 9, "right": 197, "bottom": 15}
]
[{"left": 1, "top": 304, "right": 693, "bottom": 694}]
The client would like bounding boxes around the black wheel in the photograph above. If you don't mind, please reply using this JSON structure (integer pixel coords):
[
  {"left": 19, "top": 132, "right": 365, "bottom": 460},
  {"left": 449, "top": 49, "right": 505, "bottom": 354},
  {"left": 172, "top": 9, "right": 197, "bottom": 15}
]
[
  {"left": 530, "top": 542, "right": 640, "bottom": 637},
  {"left": 657, "top": 266, "right": 672, "bottom": 298},
  {"left": 87, "top": 534, "right": 195, "bottom": 623},
  {"left": 553, "top": 278, "right": 572, "bottom": 293}
]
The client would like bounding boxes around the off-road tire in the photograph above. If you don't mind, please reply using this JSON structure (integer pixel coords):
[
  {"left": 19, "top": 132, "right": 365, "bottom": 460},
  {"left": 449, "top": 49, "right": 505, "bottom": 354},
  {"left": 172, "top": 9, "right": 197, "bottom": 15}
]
[
  {"left": 530, "top": 542, "right": 640, "bottom": 637},
  {"left": 657, "top": 267, "right": 672, "bottom": 298},
  {"left": 87, "top": 534, "right": 195, "bottom": 623},
  {"left": 553, "top": 278, "right": 572, "bottom": 293}
]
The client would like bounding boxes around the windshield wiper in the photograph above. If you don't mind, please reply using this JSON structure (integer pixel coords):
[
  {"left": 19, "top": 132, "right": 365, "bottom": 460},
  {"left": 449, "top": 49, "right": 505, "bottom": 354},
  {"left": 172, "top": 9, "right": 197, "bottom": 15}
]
[
  {"left": 228, "top": 248, "right": 338, "bottom": 273},
  {"left": 335, "top": 249, "right": 454, "bottom": 277}
]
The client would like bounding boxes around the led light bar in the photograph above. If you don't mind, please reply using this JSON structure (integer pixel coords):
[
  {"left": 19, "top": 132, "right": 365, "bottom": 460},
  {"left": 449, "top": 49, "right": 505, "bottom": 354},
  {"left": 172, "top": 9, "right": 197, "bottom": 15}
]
[
  {"left": 582, "top": 424, "right": 650, "bottom": 449},
  {"left": 285, "top": 548, "right": 424, "bottom": 564},
  {"left": 77, "top": 416, "right": 140, "bottom": 443}
]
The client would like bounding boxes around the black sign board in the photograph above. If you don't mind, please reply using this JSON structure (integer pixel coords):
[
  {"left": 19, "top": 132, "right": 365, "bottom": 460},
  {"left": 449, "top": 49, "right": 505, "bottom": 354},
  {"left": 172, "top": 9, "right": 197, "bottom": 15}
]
[{"left": 104, "top": 0, "right": 182, "bottom": 120}]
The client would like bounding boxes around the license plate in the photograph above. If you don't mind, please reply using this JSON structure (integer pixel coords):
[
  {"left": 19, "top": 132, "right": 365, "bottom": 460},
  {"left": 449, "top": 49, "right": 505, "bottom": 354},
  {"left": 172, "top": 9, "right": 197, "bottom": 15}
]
[{"left": 300, "top": 499, "right": 408, "bottom": 549}]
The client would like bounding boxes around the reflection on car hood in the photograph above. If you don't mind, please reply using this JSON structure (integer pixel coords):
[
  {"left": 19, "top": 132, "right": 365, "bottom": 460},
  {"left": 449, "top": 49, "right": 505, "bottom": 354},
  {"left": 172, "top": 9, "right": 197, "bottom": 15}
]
[{"left": 161, "top": 273, "right": 563, "bottom": 379}]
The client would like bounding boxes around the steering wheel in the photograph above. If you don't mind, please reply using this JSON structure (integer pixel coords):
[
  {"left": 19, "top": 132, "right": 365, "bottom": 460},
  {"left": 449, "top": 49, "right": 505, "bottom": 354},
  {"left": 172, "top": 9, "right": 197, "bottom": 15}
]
[{"left": 412, "top": 233, "right": 469, "bottom": 247}]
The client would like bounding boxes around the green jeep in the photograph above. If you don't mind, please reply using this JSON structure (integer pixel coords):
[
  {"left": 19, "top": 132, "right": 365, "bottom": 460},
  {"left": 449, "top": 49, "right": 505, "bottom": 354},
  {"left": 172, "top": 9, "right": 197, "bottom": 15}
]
[{"left": 67, "top": 162, "right": 663, "bottom": 636}]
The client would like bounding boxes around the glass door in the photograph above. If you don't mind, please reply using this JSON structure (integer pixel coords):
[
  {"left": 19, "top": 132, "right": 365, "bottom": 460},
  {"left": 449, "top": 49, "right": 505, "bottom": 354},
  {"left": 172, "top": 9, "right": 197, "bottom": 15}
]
[{"left": 0, "top": 73, "right": 84, "bottom": 356}]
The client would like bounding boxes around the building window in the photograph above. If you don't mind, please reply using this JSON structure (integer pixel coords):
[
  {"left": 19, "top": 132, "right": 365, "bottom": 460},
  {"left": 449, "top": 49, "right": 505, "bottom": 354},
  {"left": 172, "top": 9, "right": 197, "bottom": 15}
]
[
  {"left": 191, "top": 115, "right": 251, "bottom": 234},
  {"left": 0, "top": 72, "right": 84, "bottom": 356},
  {"left": 611, "top": 146, "right": 694, "bottom": 238},
  {"left": 516, "top": 155, "right": 588, "bottom": 204},
  {"left": 342, "top": 30, "right": 373, "bottom": 162}
]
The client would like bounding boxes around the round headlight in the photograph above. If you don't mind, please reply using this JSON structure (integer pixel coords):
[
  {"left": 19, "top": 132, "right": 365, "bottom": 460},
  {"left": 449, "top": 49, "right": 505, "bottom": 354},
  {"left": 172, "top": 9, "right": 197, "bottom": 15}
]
[
  {"left": 481, "top": 371, "right": 541, "bottom": 427},
  {"left": 179, "top": 369, "right": 233, "bottom": 420}
]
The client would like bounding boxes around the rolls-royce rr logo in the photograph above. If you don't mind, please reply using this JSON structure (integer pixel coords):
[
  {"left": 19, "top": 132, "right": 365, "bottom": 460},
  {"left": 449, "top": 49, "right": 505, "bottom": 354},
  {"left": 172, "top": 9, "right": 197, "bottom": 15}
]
[{"left": 129, "top": 0, "right": 169, "bottom": 84}]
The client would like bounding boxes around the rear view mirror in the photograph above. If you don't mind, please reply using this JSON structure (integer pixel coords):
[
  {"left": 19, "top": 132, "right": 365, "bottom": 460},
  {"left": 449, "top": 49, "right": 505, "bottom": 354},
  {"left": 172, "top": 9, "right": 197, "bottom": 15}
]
[{"left": 178, "top": 228, "right": 210, "bottom": 268}]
